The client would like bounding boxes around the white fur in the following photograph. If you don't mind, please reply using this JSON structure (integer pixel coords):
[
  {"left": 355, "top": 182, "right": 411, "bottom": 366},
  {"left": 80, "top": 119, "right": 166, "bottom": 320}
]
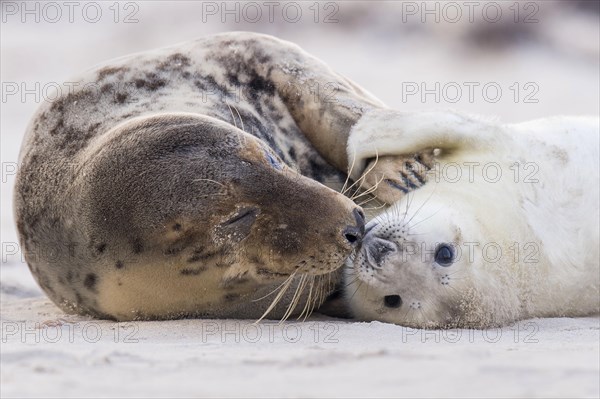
[
  {"left": 345, "top": 112, "right": 599, "bottom": 328},
  {"left": 347, "top": 109, "right": 501, "bottom": 180}
]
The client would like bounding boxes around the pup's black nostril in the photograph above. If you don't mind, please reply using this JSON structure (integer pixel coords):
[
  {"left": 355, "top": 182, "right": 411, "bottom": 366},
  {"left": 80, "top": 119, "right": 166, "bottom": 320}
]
[
  {"left": 365, "top": 238, "right": 396, "bottom": 267},
  {"left": 344, "top": 208, "right": 366, "bottom": 246},
  {"left": 384, "top": 295, "right": 402, "bottom": 308}
]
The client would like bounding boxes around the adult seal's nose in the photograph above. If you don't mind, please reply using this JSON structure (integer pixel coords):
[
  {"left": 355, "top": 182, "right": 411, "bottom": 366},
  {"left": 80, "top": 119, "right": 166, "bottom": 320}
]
[{"left": 343, "top": 208, "right": 366, "bottom": 246}]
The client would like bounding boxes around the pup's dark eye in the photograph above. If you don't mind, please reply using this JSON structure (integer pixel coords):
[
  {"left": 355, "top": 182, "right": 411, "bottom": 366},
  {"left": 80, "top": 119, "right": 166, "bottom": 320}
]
[
  {"left": 434, "top": 244, "right": 454, "bottom": 266},
  {"left": 264, "top": 151, "right": 283, "bottom": 170}
]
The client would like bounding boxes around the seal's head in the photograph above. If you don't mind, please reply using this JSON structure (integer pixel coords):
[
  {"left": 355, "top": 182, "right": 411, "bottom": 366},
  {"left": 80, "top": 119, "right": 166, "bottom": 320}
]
[
  {"left": 345, "top": 190, "right": 524, "bottom": 329},
  {"left": 35, "top": 113, "right": 364, "bottom": 320}
]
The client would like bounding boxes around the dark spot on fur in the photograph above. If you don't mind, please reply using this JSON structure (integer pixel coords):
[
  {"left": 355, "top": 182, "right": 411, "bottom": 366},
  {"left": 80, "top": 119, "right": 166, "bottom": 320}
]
[
  {"left": 115, "top": 260, "right": 124, "bottom": 269},
  {"left": 193, "top": 80, "right": 206, "bottom": 91},
  {"left": 121, "top": 112, "right": 135, "bottom": 119},
  {"left": 114, "top": 92, "right": 128, "bottom": 104},
  {"left": 100, "top": 83, "right": 113, "bottom": 94},
  {"left": 173, "top": 223, "right": 182, "bottom": 231},
  {"left": 75, "top": 292, "right": 83, "bottom": 305},
  {"left": 95, "top": 243, "right": 107, "bottom": 254},
  {"left": 180, "top": 267, "right": 206, "bottom": 276},
  {"left": 309, "top": 158, "right": 327, "bottom": 182},
  {"left": 48, "top": 117, "right": 64, "bottom": 136},
  {"left": 247, "top": 72, "right": 275, "bottom": 99},
  {"left": 288, "top": 147, "right": 297, "bottom": 161},
  {"left": 88, "top": 122, "right": 101, "bottom": 134},
  {"left": 55, "top": 125, "right": 95, "bottom": 155},
  {"left": 134, "top": 72, "right": 166, "bottom": 91},
  {"left": 164, "top": 231, "right": 199, "bottom": 256},
  {"left": 193, "top": 75, "right": 228, "bottom": 98},
  {"left": 187, "top": 248, "right": 220, "bottom": 263},
  {"left": 49, "top": 99, "right": 64, "bottom": 114},
  {"left": 234, "top": 111, "right": 278, "bottom": 152},
  {"left": 222, "top": 275, "right": 249, "bottom": 289},
  {"left": 223, "top": 293, "right": 241, "bottom": 302},
  {"left": 226, "top": 72, "right": 241, "bottom": 87},
  {"left": 97, "top": 66, "right": 129, "bottom": 80},
  {"left": 131, "top": 238, "right": 143, "bottom": 254},
  {"left": 164, "top": 246, "right": 183, "bottom": 256},
  {"left": 158, "top": 53, "right": 192, "bottom": 70},
  {"left": 84, "top": 273, "right": 97, "bottom": 290},
  {"left": 66, "top": 270, "right": 73, "bottom": 283}
]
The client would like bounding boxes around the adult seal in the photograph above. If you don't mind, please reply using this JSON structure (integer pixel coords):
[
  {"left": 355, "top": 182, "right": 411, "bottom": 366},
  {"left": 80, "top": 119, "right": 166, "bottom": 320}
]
[
  {"left": 345, "top": 110, "right": 600, "bottom": 328},
  {"left": 14, "top": 32, "right": 415, "bottom": 321}
]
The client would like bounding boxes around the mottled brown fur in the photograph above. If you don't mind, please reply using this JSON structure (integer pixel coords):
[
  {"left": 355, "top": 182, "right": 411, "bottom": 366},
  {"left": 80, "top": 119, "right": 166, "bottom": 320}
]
[{"left": 15, "top": 33, "right": 393, "bottom": 320}]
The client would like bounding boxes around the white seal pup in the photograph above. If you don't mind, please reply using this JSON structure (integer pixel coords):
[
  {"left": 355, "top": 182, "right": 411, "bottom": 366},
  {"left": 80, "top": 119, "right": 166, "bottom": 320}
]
[{"left": 344, "top": 110, "right": 599, "bottom": 328}]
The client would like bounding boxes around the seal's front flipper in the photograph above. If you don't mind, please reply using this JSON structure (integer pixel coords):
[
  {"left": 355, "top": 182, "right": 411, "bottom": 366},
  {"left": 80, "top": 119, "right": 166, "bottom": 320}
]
[
  {"left": 347, "top": 109, "right": 503, "bottom": 203},
  {"left": 357, "top": 151, "right": 436, "bottom": 205}
]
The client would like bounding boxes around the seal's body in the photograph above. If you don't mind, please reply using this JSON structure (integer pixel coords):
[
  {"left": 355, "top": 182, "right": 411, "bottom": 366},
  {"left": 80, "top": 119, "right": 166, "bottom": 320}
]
[
  {"left": 15, "top": 32, "right": 398, "bottom": 320},
  {"left": 345, "top": 111, "right": 600, "bottom": 328}
]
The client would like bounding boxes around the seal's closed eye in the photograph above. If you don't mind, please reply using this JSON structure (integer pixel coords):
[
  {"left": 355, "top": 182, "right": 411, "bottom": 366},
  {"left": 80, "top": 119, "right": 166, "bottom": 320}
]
[
  {"left": 222, "top": 207, "right": 259, "bottom": 227},
  {"left": 215, "top": 207, "right": 260, "bottom": 244}
]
